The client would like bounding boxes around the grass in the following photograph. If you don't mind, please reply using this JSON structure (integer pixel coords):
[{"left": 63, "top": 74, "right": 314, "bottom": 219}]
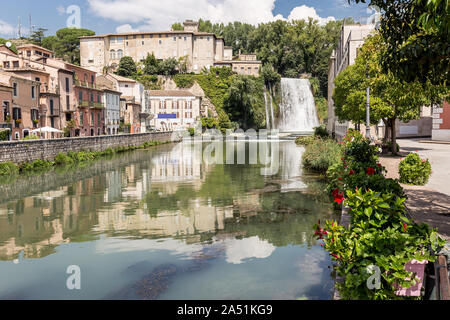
[
  {"left": 0, "top": 140, "right": 171, "bottom": 178},
  {"left": 302, "top": 138, "right": 343, "bottom": 173}
]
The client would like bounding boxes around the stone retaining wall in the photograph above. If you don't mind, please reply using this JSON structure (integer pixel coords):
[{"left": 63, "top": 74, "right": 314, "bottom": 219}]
[{"left": 0, "top": 132, "right": 174, "bottom": 163}]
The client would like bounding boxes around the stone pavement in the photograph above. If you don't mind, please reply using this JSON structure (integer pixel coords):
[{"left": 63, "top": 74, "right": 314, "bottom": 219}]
[{"left": 378, "top": 139, "right": 450, "bottom": 240}]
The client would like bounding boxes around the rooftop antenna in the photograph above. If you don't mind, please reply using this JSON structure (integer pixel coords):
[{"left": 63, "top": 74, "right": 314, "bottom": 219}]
[
  {"left": 17, "top": 16, "right": 22, "bottom": 38},
  {"left": 29, "top": 14, "right": 33, "bottom": 36}
]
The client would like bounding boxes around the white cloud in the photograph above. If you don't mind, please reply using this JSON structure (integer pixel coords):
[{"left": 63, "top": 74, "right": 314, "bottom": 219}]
[
  {"left": 0, "top": 20, "right": 15, "bottom": 36},
  {"left": 87, "top": 0, "right": 335, "bottom": 32},
  {"left": 116, "top": 24, "right": 140, "bottom": 33},
  {"left": 288, "top": 5, "right": 335, "bottom": 25},
  {"left": 56, "top": 6, "right": 66, "bottom": 15}
]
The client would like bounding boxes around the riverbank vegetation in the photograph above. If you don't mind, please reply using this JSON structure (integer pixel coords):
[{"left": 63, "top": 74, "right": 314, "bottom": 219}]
[
  {"left": 0, "top": 140, "right": 169, "bottom": 179},
  {"left": 308, "top": 130, "right": 444, "bottom": 299}
]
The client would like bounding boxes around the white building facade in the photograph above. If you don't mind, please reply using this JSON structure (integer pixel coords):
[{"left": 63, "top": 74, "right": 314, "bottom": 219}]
[
  {"left": 104, "top": 89, "right": 121, "bottom": 135},
  {"left": 148, "top": 90, "right": 201, "bottom": 131}
]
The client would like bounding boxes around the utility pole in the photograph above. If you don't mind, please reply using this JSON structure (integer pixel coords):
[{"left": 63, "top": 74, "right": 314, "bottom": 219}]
[
  {"left": 29, "top": 14, "right": 33, "bottom": 37},
  {"left": 365, "top": 64, "right": 371, "bottom": 140}
]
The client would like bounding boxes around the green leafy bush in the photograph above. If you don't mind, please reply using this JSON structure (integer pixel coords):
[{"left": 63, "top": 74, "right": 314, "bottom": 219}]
[
  {"left": 295, "top": 136, "right": 315, "bottom": 146},
  {"left": 313, "top": 125, "right": 329, "bottom": 139},
  {"left": 0, "top": 130, "right": 10, "bottom": 141},
  {"left": 315, "top": 189, "right": 444, "bottom": 300},
  {"left": 0, "top": 162, "right": 19, "bottom": 176},
  {"left": 302, "top": 139, "right": 343, "bottom": 173},
  {"left": 20, "top": 159, "right": 54, "bottom": 172},
  {"left": 173, "top": 74, "right": 195, "bottom": 88},
  {"left": 399, "top": 153, "right": 432, "bottom": 185},
  {"left": 54, "top": 153, "right": 75, "bottom": 165}
]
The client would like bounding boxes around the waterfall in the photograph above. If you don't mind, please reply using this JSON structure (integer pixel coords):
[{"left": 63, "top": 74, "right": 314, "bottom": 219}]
[
  {"left": 268, "top": 84, "right": 275, "bottom": 130},
  {"left": 278, "top": 78, "right": 319, "bottom": 133},
  {"left": 264, "top": 90, "right": 271, "bottom": 130}
]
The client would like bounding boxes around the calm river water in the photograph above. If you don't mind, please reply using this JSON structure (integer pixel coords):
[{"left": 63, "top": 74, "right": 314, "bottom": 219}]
[{"left": 0, "top": 140, "right": 336, "bottom": 300}]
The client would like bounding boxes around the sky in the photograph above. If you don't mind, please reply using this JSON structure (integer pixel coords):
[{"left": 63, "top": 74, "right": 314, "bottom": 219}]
[{"left": 0, "top": 0, "right": 370, "bottom": 38}]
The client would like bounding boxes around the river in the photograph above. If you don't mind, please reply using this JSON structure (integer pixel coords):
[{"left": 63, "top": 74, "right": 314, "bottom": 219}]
[{"left": 0, "top": 139, "right": 336, "bottom": 300}]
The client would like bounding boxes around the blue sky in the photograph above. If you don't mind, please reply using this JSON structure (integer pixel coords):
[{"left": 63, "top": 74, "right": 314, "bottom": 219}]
[{"left": 0, "top": 0, "right": 370, "bottom": 38}]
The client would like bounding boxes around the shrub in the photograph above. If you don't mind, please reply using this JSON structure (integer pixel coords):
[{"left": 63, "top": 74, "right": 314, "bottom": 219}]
[
  {"left": 295, "top": 136, "right": 315, "bottom": 146},
  {"left": 173, "top": 74, "right": 195, "bottom": 88},
  {"left": 315, "top": 189, "right": 444, "bottom": 300},
  {"left": 0, "top": 130, "right": 9, "bottom": 141},
  {"left": 188, "top": 128, "right": 195, "bottom": 136},
  {"left": 399, "top": 153, "right": 432, "bottom": 185},
  {"left": 302, "top": 139, "right": 342, "bottom": 173},
  {"left": 313, "top": 125, "right": 329, "bottom": 139},
  {"left": 20, "top": 159, "right": 53, "bottom": 172},
  {"left": 0, "top": 162, "right": 19, "bottom": 176},
  {"left": 54, "top": 153, "right": 74, "bottom": 166}
]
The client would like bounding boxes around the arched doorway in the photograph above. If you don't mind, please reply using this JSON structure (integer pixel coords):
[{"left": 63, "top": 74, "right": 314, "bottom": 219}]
[{"left": 90, "top": 128, "right": 94, "bottom": 136}]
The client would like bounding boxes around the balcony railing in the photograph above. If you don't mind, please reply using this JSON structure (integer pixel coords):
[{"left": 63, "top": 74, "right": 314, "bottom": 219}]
[
  {"left": 91, "top": 102, "right": 105, "bottom": 109},
  {"left": 79, "top": 100, "right": 90, "bottom": 108},
  {"left": 74, "top": 79, "right": 100, "bottom": 90}
]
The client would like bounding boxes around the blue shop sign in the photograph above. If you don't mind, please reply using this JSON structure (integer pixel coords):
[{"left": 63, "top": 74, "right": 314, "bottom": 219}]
[{"left": 158, "top": 114, "right": 177, "bottom": 119}]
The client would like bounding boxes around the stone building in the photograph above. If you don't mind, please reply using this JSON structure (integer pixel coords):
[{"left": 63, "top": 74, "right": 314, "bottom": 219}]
[
  {"left": 148, "top": 90, "right": 201, "bottom": 131},
  {"left": 80, "top": 20, "right": 262, "bottom": 76},
  {"left": 0, "top": 71, "right": 40, "bottom": 140},
  {"left": 0, "top": 81, "right": 13, "bottom": 140},
  {"left": 432, "top": 101, "right": 450, "bottom": 141},
  {"left": 96, "top": 74, "right": 122, "bottom": 135},
  {"left": 214, "top": 52, "right": 262, "bottom": 76}
]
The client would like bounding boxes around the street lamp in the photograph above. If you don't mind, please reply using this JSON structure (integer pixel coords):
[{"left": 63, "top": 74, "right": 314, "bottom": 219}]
[{"left": 365, "top": 64, "right": 371, "bottom": 140}]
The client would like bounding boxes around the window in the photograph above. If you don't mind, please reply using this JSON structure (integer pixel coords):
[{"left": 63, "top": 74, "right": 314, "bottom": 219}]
[
  {"left": 117, "top": 49, "right": 123, "bottom": 59},
  {"left": 184, "top": 36, "right": 187, "bottom": 41},
  {"left": 142, "top": 35, "right": 145, "bottom": 39},
  {"left": 117, "top": 37, "right": 123, "bottom": 44},
  {"left": 125, "top": 36, "right": 129, "bottom": 40},
  {"left": 50, "top": 99, "right": 54, "bottom": 115},
  {"left": 80, "top": 112, "right": 83, "bottom": 126},
  {"left": 66, "top": 95, "right": 70, "bottom": 109},
  {"left": 13, "top": 61, "right": 19, "bottom": 68},
  {"left": 90, "top": 93, "right": 94, "bottom": 102},
  {"left": 110, "top": 37, "right": 116, "bottom": 44},
  {"left": 142, "top": 41, "right": 145, "bottom": 45},
  {"left": 31, "top": 86, "right": 36, "bottom": 99},
  {"left": 91, "top": 112, "right": 94, "bottom": 126},
  {"left": 97, "top": 95, "right": 101, "bottom": 103},
  {"left": 3, "top": 61, "right": 9, "bottom": 68},
  {"left": 207, "top": 37, "right": 210, "bottom": 41},
  {"left": 159, "top": 40, "right": 162, "bottom": 45},
  {"left": 12, "top": 83, "right": 17, "bottom": 97},
  {"left": 27, "top": 51, "right": 31, "bottom": 57},
  {"left": 110, "top": 50, "right": 116, "bottom": 60},
  {"left": 150, "top": 34, "right": 153, "bottom": 38},
  {"left": 50, "top": 117, "right": 54, "bottom": 128},
  {"left": 98, "top": 113, "right": 101, "bottom": 126},
  {"left": 173, "top": 37, "right": 176, "bottom": 41},
  {"left": 12, "top": 107, "right": 21, "bottom": 120},
  {"left": 79, "top": 91, "right": 83, "bottom": 101},
  {"left": 91, "top": 75, "right": 94, "bottom": 84},
  {"left": 126, "top": 41, "right": 129, "bottom": 46},
  {"left": 3, "top": 101, "right": 10, "bottom": 121},
  {"left": 65, "top": 77, "right": 70, "bottom": 92}
]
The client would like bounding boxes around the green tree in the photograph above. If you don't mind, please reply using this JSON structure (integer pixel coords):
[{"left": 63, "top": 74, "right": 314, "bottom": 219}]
[
  {"left": 333, "top": 33, "right": 447, "bottom": 153},
  {"left": 143, "top": 53, "right": 160, "bottom": 75},
  {"left": 29, "top": 28, "right": 48, "bottom": 46},
  {"left": 158, "top": 58, "right": 179, "bottom": 76},
  {"left": 41, "top": 28, "right": 95, "bottom": 65},
  {"left": 261, "top": 63, "right": 281, "bottom": 88},
  {"left": 171, "top": 23, "right": 184, "bottom": 31},
  {"left": 349, "top": 0, "right": 449, "bottom": 85},
  {"left": 117, "top": 56, "right": 137, "bottom": 77}
]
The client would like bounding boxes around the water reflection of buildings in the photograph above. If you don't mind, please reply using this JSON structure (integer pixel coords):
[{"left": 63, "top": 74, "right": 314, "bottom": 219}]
[{"left": 0, "top": 141, "right": 320, "bottom": 262}]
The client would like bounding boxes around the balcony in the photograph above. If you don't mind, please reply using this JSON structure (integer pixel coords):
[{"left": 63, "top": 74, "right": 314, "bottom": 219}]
[
  {"left": 79, "top": 100, "right": 90, "bottom": 108},
  {"left": 91, "top": 102, "right": 105, "bottom": 109},
  {"left": 74, "top": 79, "right": 100, "bottom": 90}
]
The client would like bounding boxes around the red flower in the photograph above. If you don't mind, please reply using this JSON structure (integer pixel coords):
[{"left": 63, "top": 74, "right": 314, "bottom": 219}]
[
  {"left": 367, "top": 167, "right": 375, "bottom": 175},
  {"left": 403, "top": 223, "right": 408, "bottom": 232},
  {"left": 338, "top": 178, "right": 342, "bottom": 181},
  {"left": 349, "top": 169, "right": 355, "bottom": 176},
  {"left": 332, "top": 188, "right": 339, "bottom": 197},
  {"left": 334, "top": 193, "right": 344, "bottom": 204},
  {"left": 377, "top": 163, "right": 381, "bottom": 167},
  {"left": 330, "top": 253, "right": 340, "bottom": 259}
]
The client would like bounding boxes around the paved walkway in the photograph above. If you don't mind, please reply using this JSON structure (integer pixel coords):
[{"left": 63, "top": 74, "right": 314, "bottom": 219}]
[{"left": 379, "top": 139, "right": 450, "bottom": 240}]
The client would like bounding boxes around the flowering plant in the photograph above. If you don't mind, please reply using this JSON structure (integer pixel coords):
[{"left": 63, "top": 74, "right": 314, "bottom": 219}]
[{"left": 399, "top": 153, "right": 432, "bottom": 186}]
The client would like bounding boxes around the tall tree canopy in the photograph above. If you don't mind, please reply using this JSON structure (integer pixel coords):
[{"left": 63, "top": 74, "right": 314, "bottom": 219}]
[
  {"left": 41, "top": 28, "right": 95, "bottom": 65},
  {"left": 117, "top": 56, "right": 137, "bottom": 77},
  {"left": 333, "top": 33, "right": 448, "bottom": 153},
  {"left": 349, "top": 0, "right": 449, "bottom": 85}
]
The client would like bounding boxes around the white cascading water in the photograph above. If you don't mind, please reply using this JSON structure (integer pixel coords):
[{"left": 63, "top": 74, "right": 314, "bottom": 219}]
[
  {"left": 269, "top": 86, "right": 275, "bottom": 130},
  {"left": 278, "top": 78, "right": 319, "bottom": 133},
  {"left": 264, "top": 90, "right": 271, "bottom": 130}
]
